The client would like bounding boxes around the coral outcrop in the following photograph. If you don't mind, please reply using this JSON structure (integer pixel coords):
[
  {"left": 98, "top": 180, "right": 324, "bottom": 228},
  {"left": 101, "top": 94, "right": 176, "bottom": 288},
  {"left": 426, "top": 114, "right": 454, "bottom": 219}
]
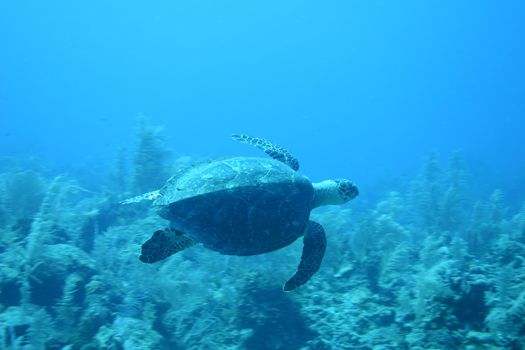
[{"left": 0, "top": 144, "right": 523, "bottom": 349}]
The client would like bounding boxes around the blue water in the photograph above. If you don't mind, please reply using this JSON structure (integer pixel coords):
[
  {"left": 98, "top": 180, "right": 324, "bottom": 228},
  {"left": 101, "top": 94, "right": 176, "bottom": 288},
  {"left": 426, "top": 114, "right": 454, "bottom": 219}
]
[
  {"left": 1, "top": 1, "right": 524, "bottom": 349},
  {"left": 2, "top": 1, "right": 524, "bottom": 189}
]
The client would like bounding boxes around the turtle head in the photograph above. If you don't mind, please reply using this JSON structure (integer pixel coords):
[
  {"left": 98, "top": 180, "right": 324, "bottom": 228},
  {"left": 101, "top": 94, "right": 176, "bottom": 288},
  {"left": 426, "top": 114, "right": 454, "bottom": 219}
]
[{"left": 312, "top": 179, "right": 358, "bottom": 208}]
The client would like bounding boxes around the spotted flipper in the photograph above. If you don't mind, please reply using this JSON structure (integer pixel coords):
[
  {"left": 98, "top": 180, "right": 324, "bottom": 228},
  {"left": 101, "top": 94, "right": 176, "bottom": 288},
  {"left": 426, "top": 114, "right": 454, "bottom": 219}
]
[
  {"left": 120, "top": 190, "right": 161, "bottom": 204},
  {"left": 283, "top": 221, "right": 326, "bottom": 291},
  {"left": 232, "top": 134, "right": 300, "bottom": 171},
  {"left": 140, "top": 229, "right": 197, "bottom": 263}
]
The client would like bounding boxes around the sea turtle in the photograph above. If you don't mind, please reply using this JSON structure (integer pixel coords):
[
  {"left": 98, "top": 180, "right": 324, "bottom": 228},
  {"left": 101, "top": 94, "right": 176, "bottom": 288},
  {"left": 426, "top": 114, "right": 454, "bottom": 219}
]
[{"left": 122, "top": 135, "right": 358, "bottom": 291}]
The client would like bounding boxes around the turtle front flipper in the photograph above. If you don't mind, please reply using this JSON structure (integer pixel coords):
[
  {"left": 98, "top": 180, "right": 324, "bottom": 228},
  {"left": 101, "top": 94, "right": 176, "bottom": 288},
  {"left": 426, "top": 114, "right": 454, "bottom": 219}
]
[
  {"left": 232, "top": 134, "right": 300, "bottom": 171},
  {"left": 283, "top": 221, "right": 326, "bottom": 291},
  {"left": 140, "top": 229, "right": 197, "bottom": 263}
]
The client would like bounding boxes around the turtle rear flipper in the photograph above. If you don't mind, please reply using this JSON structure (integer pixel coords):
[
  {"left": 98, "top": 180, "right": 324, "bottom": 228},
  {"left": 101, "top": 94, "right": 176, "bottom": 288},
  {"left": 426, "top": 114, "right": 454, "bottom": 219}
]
[
  {"left": 283, "top": 221, "right": 326, "bottom": 291},
  {"left": 232, "top": 134, "right": 300, "bottom": 171},
  {"left": 120, "top": 190, "right": 161, "bottom": 204},
  {"left": 140, "top": 229, "right": 197, "bottom": 263}
]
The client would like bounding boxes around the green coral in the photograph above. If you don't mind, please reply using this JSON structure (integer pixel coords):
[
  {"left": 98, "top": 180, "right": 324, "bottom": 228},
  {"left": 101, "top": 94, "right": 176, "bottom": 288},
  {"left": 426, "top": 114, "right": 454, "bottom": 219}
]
[
  {"left": 0, "top": 170, "right": 45, "bottom": 233},
  {"left": 0, "top": 148, "right": 524, "bottom": 349},
  {"left": 132, "top": 121, "right": 171, "bottom": 193}
]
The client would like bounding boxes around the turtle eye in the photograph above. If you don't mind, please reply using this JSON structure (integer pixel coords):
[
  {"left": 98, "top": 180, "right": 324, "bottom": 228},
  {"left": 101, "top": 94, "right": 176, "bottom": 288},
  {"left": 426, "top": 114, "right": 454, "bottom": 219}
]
[{"left": 335, "top": 179, "right": 359, "bottom": 201}]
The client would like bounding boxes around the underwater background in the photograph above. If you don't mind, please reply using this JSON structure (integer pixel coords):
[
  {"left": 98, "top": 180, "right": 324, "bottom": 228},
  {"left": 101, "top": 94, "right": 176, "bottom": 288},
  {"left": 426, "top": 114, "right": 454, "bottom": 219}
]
[{"left": 1, "top": 1, "right": 525, "bottom": 349}]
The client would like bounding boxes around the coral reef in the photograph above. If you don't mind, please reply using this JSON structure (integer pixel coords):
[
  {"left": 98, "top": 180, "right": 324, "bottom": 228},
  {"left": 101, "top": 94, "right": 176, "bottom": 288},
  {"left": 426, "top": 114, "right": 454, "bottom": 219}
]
[
  {"left": 131, "top": 120, "right": 171, "bottom": 194},
  {"left": 0, "top": 140, "right": 523, "bottom": 349}
]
